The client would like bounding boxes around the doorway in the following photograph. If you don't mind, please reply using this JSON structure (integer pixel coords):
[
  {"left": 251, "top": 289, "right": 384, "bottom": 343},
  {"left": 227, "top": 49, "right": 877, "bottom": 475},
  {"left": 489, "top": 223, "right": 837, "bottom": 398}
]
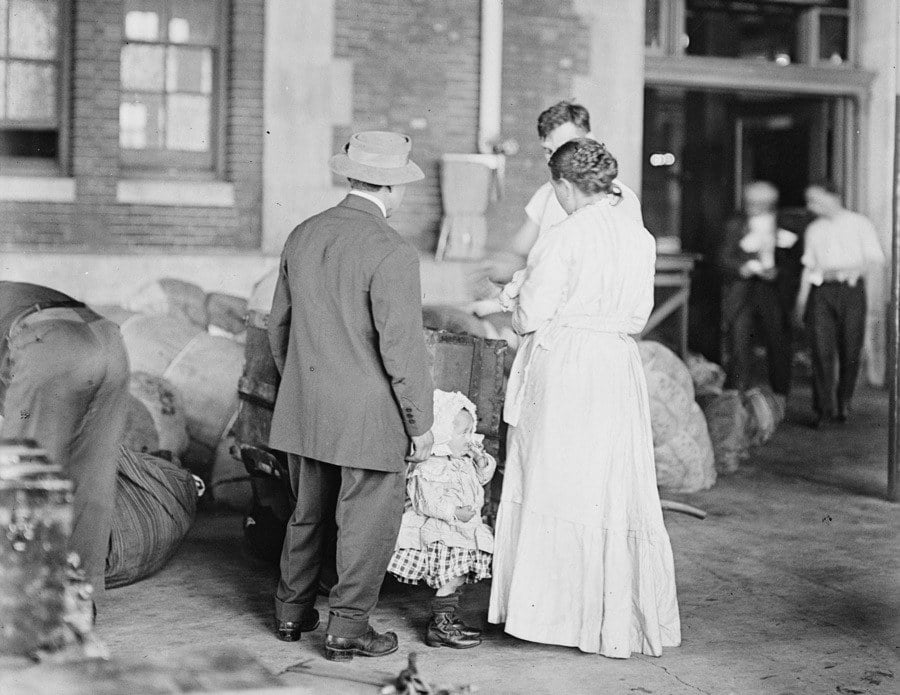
[{"left": 641, "top": 87, "right": 855, "bottom": 359}]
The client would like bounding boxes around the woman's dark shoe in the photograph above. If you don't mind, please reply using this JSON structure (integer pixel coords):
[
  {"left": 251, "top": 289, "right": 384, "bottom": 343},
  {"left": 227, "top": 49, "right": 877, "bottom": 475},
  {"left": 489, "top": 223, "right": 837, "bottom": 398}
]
[
  {"left": 324, "top": 627, "right": 399, "bottom": 661},
  {"left": 275, "top": 609, "right": 320, "bottom": 642},
  {"left": 425, "top": 611, "right": 482, "bottom": 649}
]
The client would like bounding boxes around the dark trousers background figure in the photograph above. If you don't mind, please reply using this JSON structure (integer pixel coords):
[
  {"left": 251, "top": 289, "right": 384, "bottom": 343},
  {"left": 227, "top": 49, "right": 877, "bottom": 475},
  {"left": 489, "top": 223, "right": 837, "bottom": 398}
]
[
  {"left": 725, "top": 279, "right": 792, "bottom": 396},
  {"left": 804, "top": 281, "right": 866, "bottom": 419},
  {"left": 275, "top": 455, "right": 405, "bottom": 639}
]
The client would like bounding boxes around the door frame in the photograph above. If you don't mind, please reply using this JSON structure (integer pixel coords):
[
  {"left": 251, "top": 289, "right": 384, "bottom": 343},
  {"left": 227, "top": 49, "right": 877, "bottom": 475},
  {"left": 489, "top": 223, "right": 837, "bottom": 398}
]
[
  {"left": 733, "top": 97, "right": 855, "bottom": 211},
  {"left": 646, "top": 55, "right": 870, "bottom": 211}
]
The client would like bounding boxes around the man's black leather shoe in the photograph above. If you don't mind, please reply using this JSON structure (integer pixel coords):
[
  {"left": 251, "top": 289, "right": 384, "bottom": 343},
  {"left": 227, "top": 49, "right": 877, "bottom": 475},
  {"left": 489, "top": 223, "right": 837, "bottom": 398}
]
[
  {"left": 275, "top": 609, "right": 320, "bottom": 642},
  {"left": 324, "top": 627, "right": 399, "bottom": 661}
]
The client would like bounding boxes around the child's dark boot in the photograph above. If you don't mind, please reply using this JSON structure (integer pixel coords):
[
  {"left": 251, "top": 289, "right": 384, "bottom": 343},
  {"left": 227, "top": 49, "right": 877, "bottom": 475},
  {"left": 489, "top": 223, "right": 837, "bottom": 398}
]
[{"left": 426, "top": 593, "right": 481, "bottom": 648}]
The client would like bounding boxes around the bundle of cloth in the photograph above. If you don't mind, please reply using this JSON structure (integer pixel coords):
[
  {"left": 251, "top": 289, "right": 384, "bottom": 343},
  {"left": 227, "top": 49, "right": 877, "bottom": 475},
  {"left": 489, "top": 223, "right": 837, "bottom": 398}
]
[
  {"left": 124, "top": 278, "right": 249, "bottom": 339},
  {"left": 106, "top": 447, "right": 200, "bottom": 588},
  {"left": 688, "top": 352, "right": 787, "bottom": 474},
  {"left": 638, "top": 341, "right": 717, "bottom": 493}
]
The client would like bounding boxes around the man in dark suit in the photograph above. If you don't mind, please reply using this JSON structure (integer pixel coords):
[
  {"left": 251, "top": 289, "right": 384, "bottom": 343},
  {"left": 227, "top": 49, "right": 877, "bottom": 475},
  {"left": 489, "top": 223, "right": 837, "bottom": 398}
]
[
  {"left": 268, "top": 131, "right": 435, "bottom": 661},
  {"left": 718, "top": 181, "right": 802, "bottom": 396}
]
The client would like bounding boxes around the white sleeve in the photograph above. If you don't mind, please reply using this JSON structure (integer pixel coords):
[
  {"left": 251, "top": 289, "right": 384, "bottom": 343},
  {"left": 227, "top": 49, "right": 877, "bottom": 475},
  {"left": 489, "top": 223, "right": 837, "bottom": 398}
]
[
  {"left": 860, "top": 217, "right": 886, "bottom": 267},
  {"left": 524, "top": 183, "right": 553, "bottom": 226},
  {"left": 632, "top": 234, "right": 656, "bottom": 330},
  {"left": 801, "top": 224, "right": 818, "bottom": 269},
  {"left": 615, "top": 180, "right": 644, "bottom": 226},
  {"left": 512, "top": 230, "right": 569, "bottom": 335}
]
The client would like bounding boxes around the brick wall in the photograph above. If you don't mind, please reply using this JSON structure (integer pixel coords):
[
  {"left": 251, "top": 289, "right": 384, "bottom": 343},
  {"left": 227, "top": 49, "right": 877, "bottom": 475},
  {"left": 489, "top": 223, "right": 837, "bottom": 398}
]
[
  {"left": 333, "top": 0, "right": 482, "bottom": 252},
  {"left": 3, "top": 1, "right": 592, "bottom": 253},
  {"left": 332, "top": 0, "right": 590, "bottom": 253},
  {"left": 486, "top": 0, "right": 591, "bottom": 251},
  {"left": 0, "top": 0, "right": 264, "bottom": 250}
]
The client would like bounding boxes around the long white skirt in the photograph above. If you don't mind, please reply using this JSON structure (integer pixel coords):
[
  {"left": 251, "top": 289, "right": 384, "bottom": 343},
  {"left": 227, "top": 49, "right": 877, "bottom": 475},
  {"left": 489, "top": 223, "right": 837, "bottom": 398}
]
[{"left": 488, "top": 330, "right": 681, "bottom": 657}]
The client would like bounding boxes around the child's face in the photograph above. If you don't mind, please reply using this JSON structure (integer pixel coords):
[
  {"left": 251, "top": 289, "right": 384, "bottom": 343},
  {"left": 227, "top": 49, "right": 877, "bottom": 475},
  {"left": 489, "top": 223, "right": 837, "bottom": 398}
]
[{"left": 448, "top": 410, "right": 475, "bottom": 458}]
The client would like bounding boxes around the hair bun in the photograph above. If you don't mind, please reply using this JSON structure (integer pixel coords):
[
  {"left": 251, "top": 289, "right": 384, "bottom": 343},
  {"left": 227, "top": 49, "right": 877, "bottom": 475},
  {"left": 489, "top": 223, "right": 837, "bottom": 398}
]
[{"left": 548, "top": 139, "right": 619, "bottom": 196}]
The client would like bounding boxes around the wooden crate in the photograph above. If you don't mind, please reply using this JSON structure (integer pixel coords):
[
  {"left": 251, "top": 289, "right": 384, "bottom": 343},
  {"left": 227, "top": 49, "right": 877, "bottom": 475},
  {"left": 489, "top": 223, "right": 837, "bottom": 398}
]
[
  {"left": 232, "top": 318, "right": 507, "bottom": 547},
  {"left": 423, "top": 329, "right": 506, "bottom": 460},
  {"left": 233, "top": 316, "right": 507, "bottom": 462}
]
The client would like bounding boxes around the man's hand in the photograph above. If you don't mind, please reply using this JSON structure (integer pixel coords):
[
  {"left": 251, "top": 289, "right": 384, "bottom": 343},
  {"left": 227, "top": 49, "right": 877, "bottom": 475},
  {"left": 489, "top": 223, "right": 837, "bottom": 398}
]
[
  {"left": 473, "top": 251, "right": 525, "bottom": 286},
  {"left": 466, "top": 267, "right": 504, "bottom": 301},
  {"left": 454, "top": 506, "right": 476, "bottom": 523},
  {"left": 738, "top": 262, "right": 756, "bottom": 278},
  {"left": 406, "top": 430, "right": 434, "bottom": 463}
]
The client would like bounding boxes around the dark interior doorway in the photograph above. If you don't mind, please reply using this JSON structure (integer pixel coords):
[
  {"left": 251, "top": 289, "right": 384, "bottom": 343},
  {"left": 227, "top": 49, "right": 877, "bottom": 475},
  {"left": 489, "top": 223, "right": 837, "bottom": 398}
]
[{"left": 642, "top": 87, "right": 851, "bottom": 360}]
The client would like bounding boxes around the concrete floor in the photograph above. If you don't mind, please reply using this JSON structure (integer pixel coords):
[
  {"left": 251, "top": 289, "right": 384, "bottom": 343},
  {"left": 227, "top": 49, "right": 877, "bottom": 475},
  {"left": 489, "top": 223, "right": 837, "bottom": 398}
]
[{"left": 5, "top": 382, "right": 900, "bottom": 694}]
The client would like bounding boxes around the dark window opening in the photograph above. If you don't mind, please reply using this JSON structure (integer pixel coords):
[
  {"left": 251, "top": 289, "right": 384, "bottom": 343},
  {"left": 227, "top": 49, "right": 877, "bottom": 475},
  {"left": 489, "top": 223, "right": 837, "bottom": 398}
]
[{"left": 0, "top": 128, "right": 57, "bottom": 159}]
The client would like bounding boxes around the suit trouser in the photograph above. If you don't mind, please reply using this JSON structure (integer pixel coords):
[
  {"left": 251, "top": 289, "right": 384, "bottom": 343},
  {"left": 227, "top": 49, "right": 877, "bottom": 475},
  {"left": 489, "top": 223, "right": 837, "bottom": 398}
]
[
  {"left": 725, "top": 280, "right": 792, "bottom": 395},
  {"left": 804, "top": 281, "right": 866, "bottom": 416},
  {"left": 0, "top": 309, "right": 130, "bottom": 603},
  {"left": 274, "top": 455, "right": 405, "bottom": 638}
]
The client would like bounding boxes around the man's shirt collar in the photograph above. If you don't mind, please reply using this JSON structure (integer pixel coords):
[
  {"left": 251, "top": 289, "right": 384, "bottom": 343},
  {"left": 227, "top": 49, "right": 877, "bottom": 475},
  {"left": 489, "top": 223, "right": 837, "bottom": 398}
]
[{"left": 347, "top": 190, "right": 387, "bottom": 218}]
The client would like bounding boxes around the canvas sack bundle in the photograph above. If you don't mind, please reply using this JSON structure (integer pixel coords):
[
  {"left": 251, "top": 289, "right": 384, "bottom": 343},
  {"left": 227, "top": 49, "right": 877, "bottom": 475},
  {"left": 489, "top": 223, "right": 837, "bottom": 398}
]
[{"left": 106, "top": 447, "right": 198, "bottom": 589}]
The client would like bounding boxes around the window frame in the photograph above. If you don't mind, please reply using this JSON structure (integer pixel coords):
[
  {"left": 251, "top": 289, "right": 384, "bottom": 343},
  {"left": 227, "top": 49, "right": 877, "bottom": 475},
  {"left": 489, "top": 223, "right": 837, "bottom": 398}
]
[
  {"left": 647, "top": 0, "right": 857, "bottom": 67},
  {"left": 118, "top": 0, "right": 229, "bottom": 180},
  {"left": 0, "top": 0, "right": 73, "bottom": 176}
]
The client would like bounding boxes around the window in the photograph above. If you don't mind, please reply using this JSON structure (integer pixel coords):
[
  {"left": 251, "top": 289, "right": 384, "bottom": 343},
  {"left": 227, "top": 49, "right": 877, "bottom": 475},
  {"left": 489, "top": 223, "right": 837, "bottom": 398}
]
[
  {"left": 645, "top": 0, "right": 663, "bottom": 53},
  {"left": 647, "top": 0, "right": 853, "bottom": 66},
  {"left": 0, "top": 0, "right": 70, "bottom": 173},
  {"left": 684, "top": 1, "right": 802, "bottom": 63},
  {"left": 119, "top": 0, "right": 226, "bottom": 176}
]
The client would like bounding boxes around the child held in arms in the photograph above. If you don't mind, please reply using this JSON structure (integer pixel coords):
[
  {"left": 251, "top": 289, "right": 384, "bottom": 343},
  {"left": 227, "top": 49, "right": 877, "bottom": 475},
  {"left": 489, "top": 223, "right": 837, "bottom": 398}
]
[{"left": 387, "top": 390, "right": 496, "bottom": 649}]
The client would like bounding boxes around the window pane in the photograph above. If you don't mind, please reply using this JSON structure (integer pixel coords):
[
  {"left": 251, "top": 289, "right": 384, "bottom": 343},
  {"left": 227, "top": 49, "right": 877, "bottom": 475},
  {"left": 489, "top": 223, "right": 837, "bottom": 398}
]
[
  {"left": 685, "top": 1, "right": 797, "bottom": 62},
  {"left": 819, "top": 14, "right": 848, "bottom": 65},
  {"left": 9, "top": 0, "right": 59, "bottom": 60},
  {"left": 166, "top": 46, "right": 212, "bottom": 93},
  {"left": 0, "top": 0, "right": 8, "bottom": 56},
  {"left": 645, "top": 0, "right": 662, "bottom": 51},
  {"left": 0, "top": 127, "right": 57, "bottom": 158},
  {"left": 6, "top": 60, "right": 55, "bottom": 120},
  {"left": 166, "top": 93, "right": 209, "bottom": 151},
  {"left": 169, "top": 0, "right": 217, "bottom": 44},
  {"left": 121, "top": 43, "right": 165, "bottom": 91},
  {"left": 124, "top": 0, "right": 165, "bottom": 41},
  {"left": 120, "top": 92, "right": 164, "bottom": 149}
]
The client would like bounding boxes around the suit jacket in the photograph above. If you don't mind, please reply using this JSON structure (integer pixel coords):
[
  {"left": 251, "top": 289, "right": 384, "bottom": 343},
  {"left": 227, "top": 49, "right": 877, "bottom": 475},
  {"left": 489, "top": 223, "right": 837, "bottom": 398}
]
[
  {"left": 267, "top": 195, "right": 435, "bottom": 473},
  {"left": 718, "top": 214, "right": 803, "bottom": 329}
]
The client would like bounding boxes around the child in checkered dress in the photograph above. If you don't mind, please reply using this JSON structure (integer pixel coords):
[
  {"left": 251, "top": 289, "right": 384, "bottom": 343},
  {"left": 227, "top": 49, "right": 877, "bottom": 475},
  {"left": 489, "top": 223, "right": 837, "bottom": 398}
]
[{"left": 387, "top": 390, "right": 496, "bottom": 649}]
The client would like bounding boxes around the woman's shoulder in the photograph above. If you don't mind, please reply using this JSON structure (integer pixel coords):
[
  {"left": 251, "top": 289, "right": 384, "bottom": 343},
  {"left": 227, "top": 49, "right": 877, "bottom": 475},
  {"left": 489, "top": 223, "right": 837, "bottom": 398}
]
[{"left": 572, "top": 198, "right": 646, "bottom": 233}]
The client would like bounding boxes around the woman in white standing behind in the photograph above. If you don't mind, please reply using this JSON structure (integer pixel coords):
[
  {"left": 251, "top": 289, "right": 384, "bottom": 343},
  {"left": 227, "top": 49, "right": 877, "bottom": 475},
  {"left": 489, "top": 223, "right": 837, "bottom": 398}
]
[{"left": 488, "top": 138, "right": 681, "bottom": 658}]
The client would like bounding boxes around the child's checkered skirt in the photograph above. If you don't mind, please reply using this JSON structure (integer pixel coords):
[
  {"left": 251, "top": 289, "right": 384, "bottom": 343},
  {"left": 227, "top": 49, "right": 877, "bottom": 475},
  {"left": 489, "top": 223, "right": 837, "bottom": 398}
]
[{"left": 388, "top": 541, "right": 492, "bottom": 589}]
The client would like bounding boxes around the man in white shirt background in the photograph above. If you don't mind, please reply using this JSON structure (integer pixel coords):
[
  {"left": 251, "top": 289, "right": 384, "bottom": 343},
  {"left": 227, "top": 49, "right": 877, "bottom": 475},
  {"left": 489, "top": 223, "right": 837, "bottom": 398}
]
[{"left": 797, "top": 181, "right": 885, "bottom": 427}]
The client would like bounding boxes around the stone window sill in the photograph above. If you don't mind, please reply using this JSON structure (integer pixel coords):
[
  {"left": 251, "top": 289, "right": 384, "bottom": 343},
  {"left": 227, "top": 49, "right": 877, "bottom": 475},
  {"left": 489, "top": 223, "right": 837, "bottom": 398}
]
[
  {"left": 0, "top": 176, "right": 76, "bottom": 203},
  {"left": 116, "top": 179, "right": 235, "bottom": 207}
]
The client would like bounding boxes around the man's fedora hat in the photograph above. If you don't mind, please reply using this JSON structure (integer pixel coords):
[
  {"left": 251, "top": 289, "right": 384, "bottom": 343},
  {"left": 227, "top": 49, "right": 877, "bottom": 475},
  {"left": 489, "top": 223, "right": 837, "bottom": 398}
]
[{"left": 330, "top": 131, "right": 425, "bottom": 186}]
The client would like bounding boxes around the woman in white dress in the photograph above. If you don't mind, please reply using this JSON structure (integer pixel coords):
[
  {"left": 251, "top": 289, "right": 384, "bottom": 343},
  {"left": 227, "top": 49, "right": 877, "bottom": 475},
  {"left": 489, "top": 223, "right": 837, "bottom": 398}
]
[{"left": 488, "top": 139, "right": 681, "bottom": 658}]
